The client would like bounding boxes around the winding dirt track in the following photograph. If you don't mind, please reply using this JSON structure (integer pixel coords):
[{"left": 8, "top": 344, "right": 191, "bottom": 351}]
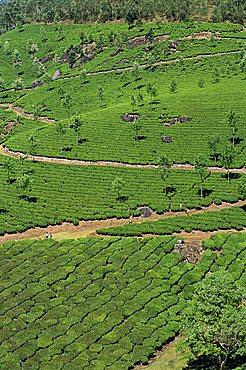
[
  {"left": 0, "top": 145, "right": 245, "bottom": 174},
  {"left": 0, "top": 48, "right": 244, "bottom": 243},
  {"left": 0, "top": 103, "right": 56, "bottom": 124},
  {"left": 87, "top": 50, "right": 241, "bottom": 76},
  {"left": 0, "top": 199, "right": 245, "bottom": 243},
  {"left": 1, "top": 49, "right": 241, "bottom": 94}
]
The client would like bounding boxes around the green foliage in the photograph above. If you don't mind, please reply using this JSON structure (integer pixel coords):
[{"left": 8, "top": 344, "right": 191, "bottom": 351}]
[
  {"left": 178, "top": 271, "right": 246, "bottom": 370},
  {"left": 0, "top": 233, "right": 245, "bottom": 369},
  {"left": 0, "top": 0, "right": 245, "bottom": 34},
  {"left": 97, "top": 207, "right": 246, "bottom": 236}
]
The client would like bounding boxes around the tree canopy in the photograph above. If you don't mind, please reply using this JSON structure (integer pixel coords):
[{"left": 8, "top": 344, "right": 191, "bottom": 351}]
[
  {"left": 178, "top": 271, "right": 246, "bottom": 370},
  {"left": 0, "top": 0, "right": 245, "bottom": 34}
]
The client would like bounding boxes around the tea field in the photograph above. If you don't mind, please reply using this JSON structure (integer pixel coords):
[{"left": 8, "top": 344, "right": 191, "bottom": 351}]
[
  {"left": 0, "top": 155, "right": 245, "bottom": 235},
  {"left": 0, "top": 22, "right": 246, "bottom": 166},
  {"left": 0, "top": 18, "right": 246, "bottom": 370},
  {"left": 98, "top": 206, "right": 246, "bottom": 236},
  {"left": 0, "top": 233, "right": 245, "bottom": 369}
]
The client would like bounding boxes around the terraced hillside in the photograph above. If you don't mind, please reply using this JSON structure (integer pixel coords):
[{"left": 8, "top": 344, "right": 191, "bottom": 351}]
[
  {"left": 0, "top": 233, "right": 245, "bottom": 369},
  {"left": 0, "top": 20, "right": 245, "bottom": 370},
  {"left": 0, "top": 22, "right": 246, "bottom": 167}
]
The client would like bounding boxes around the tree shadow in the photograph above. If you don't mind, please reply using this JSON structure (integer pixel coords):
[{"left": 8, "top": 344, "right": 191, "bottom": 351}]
[
  {"left": 78, "top": 138, "right": 88, "bottom": 144},
  {"left": 186, "top": 354, "right": 246, "bottom": 369},
  {"left": 135, "top": 84, "right": 145, "bottom": 89},
  {"left": 221, "top": 173, "right": 241, "bottom": 180},
  {"left": 122, "top": 82, "right": 131, "bottom": 88},
  {"left": 230, "top": 137, "right": 243, "bottom": 145},
  {"left": 134, "top": 135, "right": 146, "bottom": 141},
  {"left": 62, "top": 146, "right": 72, "bottom": 152},
  {"left": 27, "top": 196, "right": 38, "bottom": 203},
  {"left": 149, "top": 100, "right": 160, "bottom": 105},
  {"left": 117, "top": 195, "right": 129, "bottom": 202},
  {"left": 197, "top": 189, "right": 213, "bottom": 197},
  {"left": 8, "top": 178, "right": 17, "bottom": 184},
  {"left": 166, "top": 186, "right": 176, "bottom": 195}
]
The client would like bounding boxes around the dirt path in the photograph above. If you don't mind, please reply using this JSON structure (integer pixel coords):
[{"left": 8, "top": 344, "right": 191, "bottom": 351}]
[
  {"left": 56, "top": 50, "right": 241, "bottom": 81},
  {"left": 0, "top": 103, "right": 56, "bottom": 124},
  {"left": 0, "top": 199, "right": 245, "bottom": 243},
  {"left": 0, "top": 145, "right": 245, "bottom": 174},
  {"left": 86, "top": 50, "right": 241, "bottom": 76}
]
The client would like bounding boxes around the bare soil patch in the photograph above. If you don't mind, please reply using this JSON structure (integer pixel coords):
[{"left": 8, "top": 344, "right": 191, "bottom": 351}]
[
  {"left": 0, "top": 200, "right": 245, "bottom": 243},
  {"left": 0, "top": 103, "right": 56, "bottom": 124},
  {"left": 1, "top": 145, "right": 245, "bottom": 175}
]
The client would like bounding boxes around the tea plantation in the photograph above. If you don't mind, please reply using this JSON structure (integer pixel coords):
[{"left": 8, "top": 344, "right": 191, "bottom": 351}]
[
  {"left": 0, "top": 155, "right": 245, "bottom": 235},
  {"left": 98, "top": 206, "right": 246, "bottom": 236},
  {"left": 0, "top": 16, "right": 246, "bottom": 370},
  {"left": 0, "top": 22, "right": 246, "bottom": 166},
  {"left": 0, "top": 233, "right": 245, "bottom": 369}
]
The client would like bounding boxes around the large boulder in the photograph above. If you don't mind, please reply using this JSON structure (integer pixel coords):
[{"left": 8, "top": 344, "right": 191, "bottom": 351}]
[
  {"left": 39, "top": 54, "right": 55, "bottom": 64},
  {"left": 138, "top": 206, "right": 153, "bottom": 218},
  {"left": 52, "top": 70, "right": 61, "bottom": 80},
  {"left": 163, "top": 116, "right": 192, "bottom": 127},
  {"left": 168, "top": 40, "right": 180, "bottom": 49},
  {"left": 121, "top": 113, "right": 141, "bottom": 122},
  {"left": 60, "top": 53, "right": 69, "bottom": 64},
  {"left": 32, "top": 80, "right": 43, "bottom": 88},
  {"left": 162, "top": 135, "right": 173, "bottom": 143}
]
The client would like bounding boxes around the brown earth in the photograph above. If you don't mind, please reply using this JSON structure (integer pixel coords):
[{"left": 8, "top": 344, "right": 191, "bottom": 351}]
[
  {"left": 0, "top": 199, "right": 245, "bottom": 243},
  {"left": 0, "top": 103, "right": 56, "bottom": 124},
  {"left": 0, "top": 145, "right": 245, "bottom": 175}
]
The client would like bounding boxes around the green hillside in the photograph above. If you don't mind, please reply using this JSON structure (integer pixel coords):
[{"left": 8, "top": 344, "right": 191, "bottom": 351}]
[
  {"left": 0, "top": 233, "right": 245, "bottom": 369},
  {"left": 0, "top": 16, "right": 245, "bottom": 370}
]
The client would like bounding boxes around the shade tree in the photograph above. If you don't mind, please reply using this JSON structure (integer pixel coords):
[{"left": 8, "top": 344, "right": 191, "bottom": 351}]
[
  {"left": 112, "top": 177, "right": 125, "bottom": 200},
  {"left": 207, "top": 134, "right": 221, "bottom": 162},
  {"left": 72, "top": 112, "right": 84, "bottom": 146},
  {"left": 178, "top": 271, "right": 246, "bottom": 370},
  {"left": 220, "top": 144, "right": 235, "bottom": 182},
  {"left": 158, "top": 155, "right": 173, "bottom": 197},
  {"left": 227, "top": 108, "right": 239, "bottom": 147},
  {"left": 16, "top": 174, "right": 33, "bottom": 200},
  {"left": 194, "top": 154, "right": 210, "bottom": 198}
]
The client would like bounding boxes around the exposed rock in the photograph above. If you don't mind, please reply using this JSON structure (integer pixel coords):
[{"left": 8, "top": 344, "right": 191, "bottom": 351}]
[
  {"left": 138, "top": 206, "right": 153, "bottom": 218},
  {"left": 162, "top": 135, "right": 173, "bottom": 143},
  {"left": 154, "top": 34, "right": 169, "bottom": 42},
  {"left": 121, "top": 113, "right": 141, "bottom": 122},
  {"left": 119, "top": 58, "right": 129, "bottom": 64},
  {"left": 84, "top": 53, "right": 95, "bottom": 61},
  {"left": 179, "top": 116, "right": 192, "bottom": 123},
  {"left": 168, "top": 40, "right": 180, "bottom": 49},
  {"left": 81, "top": 42, "right": 97, "bottom": 56},
  {"left": 129, "top": 36, "right": 148, "bottom": 47},
  {"left": 4, "top": 121, "right": 15, "bottom": 133},
  {"left": 60, "top": 52, "right": 69, "bottom": 64},
  {"left": 52, "top": 70, "right": 61, "bottom": 80},
  {"left": 111, "top": 49, "right": 122, "bottom": 57},
  {"left": 163, "top": 116, "right": 192, "bottom": 127},
  {"left": 144, "top": 46, "right": 153, "bottom": 52},
  {"left": 39, "top": 54, "right": 55, "bottom": 64},
  {"left": 174, "top": 240, "right": 203, "bottom": 263},
  {"left": 159, "top": 114, "right": 167, "bottom": 120},
  {"left": 129, "top": 34, "right": 169, "bottom": 48},
  {"left": 32, "top": 80, "right": 43, "bottom": 88}
]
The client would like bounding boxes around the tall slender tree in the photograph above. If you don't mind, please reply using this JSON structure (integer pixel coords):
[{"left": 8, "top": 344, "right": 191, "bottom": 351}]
[{"left": 195, "top": 154, "right": 210, "bottom": 198}]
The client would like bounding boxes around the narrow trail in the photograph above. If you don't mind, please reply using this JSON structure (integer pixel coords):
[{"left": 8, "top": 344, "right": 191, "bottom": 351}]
[
  {"left": 0, "top": 50, "right": 241, "bottom": 126},
  {"left": 0, "top": 145, "right": 245, "bottom": 174},
  {"left": 86, "top": 50, "right": 241, "bottom": 76},
  {"left": 0, "top": 199, "right": 245, "bottom": 243},
  {"left": 0, "top": 103, "right": 56, "bottom": 124}
]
